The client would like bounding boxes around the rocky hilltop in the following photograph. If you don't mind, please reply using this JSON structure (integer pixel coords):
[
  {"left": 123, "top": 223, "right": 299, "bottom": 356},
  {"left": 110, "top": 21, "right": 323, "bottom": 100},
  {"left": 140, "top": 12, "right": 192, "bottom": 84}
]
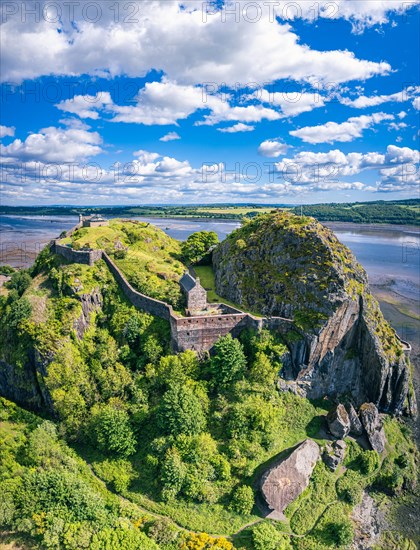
[{"left": 213, "top": 212, "right": 415, "bottom": 415}]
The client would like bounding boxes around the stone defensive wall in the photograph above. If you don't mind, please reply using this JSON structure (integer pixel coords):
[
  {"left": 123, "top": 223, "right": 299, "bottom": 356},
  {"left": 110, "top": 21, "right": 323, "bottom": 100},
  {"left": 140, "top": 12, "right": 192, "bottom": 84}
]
[
  {"left": 52, "top": 241, "right": 103, "bottom": 267},
  {"left": 101, "top": 252, "right": 173, "bottom": 322},
  {"left": 52, "top": 236, "right": 295, "bottom": 352}
]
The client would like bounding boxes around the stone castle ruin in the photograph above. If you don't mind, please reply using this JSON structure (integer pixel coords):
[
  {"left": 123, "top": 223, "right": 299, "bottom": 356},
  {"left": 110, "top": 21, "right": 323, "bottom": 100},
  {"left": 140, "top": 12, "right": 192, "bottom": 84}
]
[{"left": 52, "top": 228, "right": 294, "bottom": 352}]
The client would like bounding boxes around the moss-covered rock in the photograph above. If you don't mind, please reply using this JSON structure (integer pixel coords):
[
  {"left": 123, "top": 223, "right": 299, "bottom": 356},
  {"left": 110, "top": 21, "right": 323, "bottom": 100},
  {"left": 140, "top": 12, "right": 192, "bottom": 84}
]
[{"left": 212, "top": 212, "right": 415, "bottom": 414}]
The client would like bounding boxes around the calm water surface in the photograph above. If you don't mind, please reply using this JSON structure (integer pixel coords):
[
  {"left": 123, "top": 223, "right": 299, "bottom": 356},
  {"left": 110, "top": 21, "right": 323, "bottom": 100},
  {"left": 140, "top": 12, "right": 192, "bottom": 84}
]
[{"left": 1, "top": 215, "right": 419, "bottom": 299}]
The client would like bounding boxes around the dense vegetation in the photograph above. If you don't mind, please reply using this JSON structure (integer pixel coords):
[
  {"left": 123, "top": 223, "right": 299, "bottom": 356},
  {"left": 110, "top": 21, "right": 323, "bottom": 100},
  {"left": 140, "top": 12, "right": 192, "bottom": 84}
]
[
  {"left": 0, "top": 226, "right": 418, "bottom": 549},
  {"left": 1, "top": 198, "right": 419, "bottom": 225},
  {"left": 291, "top": 200, "right": 419, "bottom": 225}
]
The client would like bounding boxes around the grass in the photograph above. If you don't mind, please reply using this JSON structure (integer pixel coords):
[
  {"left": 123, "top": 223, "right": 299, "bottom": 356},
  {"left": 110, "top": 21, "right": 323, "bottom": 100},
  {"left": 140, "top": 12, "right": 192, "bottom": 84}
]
[
  {"left": 59, "top": 220, "right": 186, "bottom": 306},
  {"left": 193, "top": 265, "right": 264, "bottom": 317}
]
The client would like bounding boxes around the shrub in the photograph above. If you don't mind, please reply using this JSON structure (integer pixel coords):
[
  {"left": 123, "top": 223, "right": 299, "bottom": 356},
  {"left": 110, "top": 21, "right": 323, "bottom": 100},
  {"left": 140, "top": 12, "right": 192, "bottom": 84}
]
[
  {"left": 358, "top": 450, "right": 380, "bottom": 475},
  {"left": 5, "top": 270, "right": 32, "bottom": 296},
  {"left": 327, "top": 520, "right": 354, "bottom": 547},
  {"left": 179, "top": 532, "right": 234, "bottom": 549},
  {"left": 8, "top": 297, "right": 32, "bottom": 328},
  {"left": 0, "top": 264, "right": 15, "bottom": 275},
  {"left": 89, "top": 404, "right": 136, "bottom": 457},
  {"left": 114, "top": 249, "right": 127, "bottom": 259},
  {"left": 147, "top": 517, "right": 179, "bottom": 545},
  {"left": 336, "top": 470, "right": 363, "bottom": 505},
  {"left": 252, "top": 522, "right": 291, "bottom": 550},
  {"left": 230, "top": 485, "right": 254, "bottom": 515}
]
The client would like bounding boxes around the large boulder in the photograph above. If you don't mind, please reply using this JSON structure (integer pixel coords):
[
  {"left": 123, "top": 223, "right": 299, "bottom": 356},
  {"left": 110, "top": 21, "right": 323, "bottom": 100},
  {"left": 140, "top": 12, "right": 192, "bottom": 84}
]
[
  {"left": 212, "top": 212, "right": 414, "bottom": 415},
  {"left": 327, "top": 404, "right": 350, "bottom": 439},
  {"left": 260, "top": 439, "right": 320, "bottom": 519},
  {"left": 359, "top": 403, "right": 386, "bottom": 453},
  {"left": 345, "top": 402, "right": 363, "bottom": 436}
]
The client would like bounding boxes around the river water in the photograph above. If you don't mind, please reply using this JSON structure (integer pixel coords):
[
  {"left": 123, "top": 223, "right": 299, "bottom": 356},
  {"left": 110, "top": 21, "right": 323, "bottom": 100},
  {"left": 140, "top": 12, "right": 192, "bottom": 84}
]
[{"left": 1, "top": 215, "right": 419, "bottom": 301}]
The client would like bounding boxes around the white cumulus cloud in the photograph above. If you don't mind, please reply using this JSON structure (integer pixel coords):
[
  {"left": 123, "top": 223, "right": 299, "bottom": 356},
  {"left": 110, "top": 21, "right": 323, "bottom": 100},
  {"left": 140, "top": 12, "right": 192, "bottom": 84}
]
[
  {"left": 290, "top": 112, "right": 394, "bottom": 144},
  {"left": 258, "top": 139, "right": 288, "bottom": 158}
]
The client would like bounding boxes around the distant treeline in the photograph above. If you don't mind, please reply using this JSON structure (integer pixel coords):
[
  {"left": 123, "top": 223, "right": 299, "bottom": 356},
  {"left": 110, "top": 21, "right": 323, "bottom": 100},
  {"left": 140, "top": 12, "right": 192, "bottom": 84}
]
[
  {"left": 1, "top": 199, "right": 419, "bottom": 225},
  {"left": 291, "top": 200, "right": 419, "bottom": 225}
]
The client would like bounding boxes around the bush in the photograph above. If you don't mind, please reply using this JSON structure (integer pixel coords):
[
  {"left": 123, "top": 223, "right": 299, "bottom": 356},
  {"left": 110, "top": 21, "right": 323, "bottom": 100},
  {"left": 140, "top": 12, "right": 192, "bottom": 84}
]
[
  {"left": 89, "top": 404, "right": 136, "bottom": 457},
  {"left": 5, "top": 270, "right": 31, "bottom": 296},
  {"left": 114, "top": 249, "right": 127, "bottom": 259},
  {"left": 147, "top": 517, "right": 179, "bottom": 545},
  {"left": 0, "top": 264, "right": 15, "bottom": 275},
  {"left": 327, "top": 520, "right": 354, "bottom": 547},
  {"left": 230, "top": 485, "right": 254, "bottom": 515},
  {"left": 336, "top": 470, "right": 363, "bottom": 505},
  {"left": 8, "top": 297, "right": 32, "bottom": 328},
  {"left": 252, "top": 522, "right": 291, "bottom": 550},
  {"left": 358, "top": 450, "right": 380, "bottom": 475}
]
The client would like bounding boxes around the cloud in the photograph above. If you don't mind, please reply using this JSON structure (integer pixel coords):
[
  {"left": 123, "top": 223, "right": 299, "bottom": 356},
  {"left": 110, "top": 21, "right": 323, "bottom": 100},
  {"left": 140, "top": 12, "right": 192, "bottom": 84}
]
[
  {"left": 270, "top": 1, "right": 419, "bottom": 31},
  {"left": 56, "top": 92, "right": 113, "bottom": 119},
  {"left": 273, "top": 145, "right": 419, "bottom": 192},
  {"left": 1, "top": 1, "right": 392, "bottom": 85},
  {"left": 160, "top": 131, "right": 181, "bottom": 141},
  {"left": 0, "top": 124, "right": 103, "bottom": 163},
  {"left": 253, "top": 90, "right": 326, "bottom": 117},
  {"left": 413, "top": 97, "right": 420, "bottom": 110},
  {"left": 0, "top": 125, "right": 15, "bottom": 138},
  {"left": 57, "top": 80, "right": 282, "bottom": 128},
  {"left": 217, "top": 123, "right": 254, "bottom": 133},
  {"left": 340, "top": 90, "right": 405, "bottom": 108},
  {"left": 258, "top": 139, "right": 288, "bottom": 158},
  {"left": 290, "top": 112, "right": 394, "bottom": 144}
]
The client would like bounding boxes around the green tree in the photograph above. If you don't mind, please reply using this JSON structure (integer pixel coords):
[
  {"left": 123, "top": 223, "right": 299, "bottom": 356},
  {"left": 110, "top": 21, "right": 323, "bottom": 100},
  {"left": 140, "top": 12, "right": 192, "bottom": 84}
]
[
  {"left": 210, "top": 334, "right": 247, "bottom": 388},
  {"left": 181, "top": 231, "right": 219, "bottom": 264},
  {"left": 161, "top": 447, "right": 186, "bottom": 501},
  {"left": 8, "top": 297, "right": 32, "bottom": 328},
  {"left": 230, "top": 485, "right": 254, "bottom": 515},
  {"left": 5, "top": 269, "right": 31, "bottom": 296},
  {"left": 158, "top": 383, "right": 206, "bottom": 437},
  {"left": 89, "top": 403, "right": 136, "bottom": 457}
]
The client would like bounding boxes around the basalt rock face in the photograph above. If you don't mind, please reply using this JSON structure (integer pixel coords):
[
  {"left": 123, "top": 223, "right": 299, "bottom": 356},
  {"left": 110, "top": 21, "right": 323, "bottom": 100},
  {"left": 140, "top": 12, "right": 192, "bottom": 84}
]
[
  {"left": 0, "top": 288, "right": 102, "bottom": 414},
  {"left": 213, "top": 212, "right": 414, "bottom": 414},
  {"left": 73, "top": 290, "right": 103, "bottom": 339}
]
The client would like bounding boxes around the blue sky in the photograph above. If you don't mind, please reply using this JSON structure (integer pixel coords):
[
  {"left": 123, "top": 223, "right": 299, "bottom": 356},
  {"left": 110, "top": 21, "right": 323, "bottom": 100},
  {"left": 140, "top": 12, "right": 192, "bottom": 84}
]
[{"left": 0, "top": 0, "right": 419, "bottom": 205}]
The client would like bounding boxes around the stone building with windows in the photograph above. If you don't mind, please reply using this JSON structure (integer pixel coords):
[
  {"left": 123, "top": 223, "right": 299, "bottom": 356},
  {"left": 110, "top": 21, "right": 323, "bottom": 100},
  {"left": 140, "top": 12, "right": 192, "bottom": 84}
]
[
  {"left": 79, "top": 214, "right": 109, "bottom": 228},
  {"left": 180, "top": 271, "right": 207, "bottom": 314}
]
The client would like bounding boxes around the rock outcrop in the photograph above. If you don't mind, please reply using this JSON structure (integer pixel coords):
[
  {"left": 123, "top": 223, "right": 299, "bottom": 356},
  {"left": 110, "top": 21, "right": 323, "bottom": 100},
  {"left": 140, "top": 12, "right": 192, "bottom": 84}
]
[
  {"left": 359, "top": 403, "right": 386, "bottom": 453},
  {"left": 73, "top": 290, "right": 103, "bottom": 339},
  {"left": 345, "top": 402, "right": 364, "bottom": 436},
  {"left": 260, "top": 439, "right": 320, "bottom": 519},
  {"left": 323, "top": 440, "right": 346, "bottom": 471},
  {"left": 327, "top": 404, "right": 351, "bottom": 438},
  {"left": 212, "top": 212, "right": 414, "bottom": 415}
]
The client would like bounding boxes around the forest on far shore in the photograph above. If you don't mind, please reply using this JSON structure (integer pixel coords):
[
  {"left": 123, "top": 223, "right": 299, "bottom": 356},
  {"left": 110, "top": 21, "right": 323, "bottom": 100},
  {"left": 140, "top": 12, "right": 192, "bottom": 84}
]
[{"left": 1, "top": 199, "right": 419, "bottom": 225}]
